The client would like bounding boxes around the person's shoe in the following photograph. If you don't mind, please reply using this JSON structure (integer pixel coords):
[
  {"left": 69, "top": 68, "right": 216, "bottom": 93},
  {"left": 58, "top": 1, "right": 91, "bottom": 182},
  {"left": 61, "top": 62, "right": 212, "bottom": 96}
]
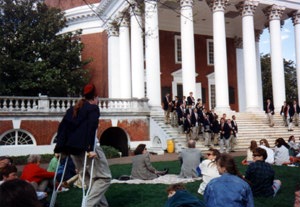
[
  {"left": 58, "top": 187, "right": 69, "bottom": 193},
  {"left": 162, "top": 168, "right": 169, "bottom": 175}
]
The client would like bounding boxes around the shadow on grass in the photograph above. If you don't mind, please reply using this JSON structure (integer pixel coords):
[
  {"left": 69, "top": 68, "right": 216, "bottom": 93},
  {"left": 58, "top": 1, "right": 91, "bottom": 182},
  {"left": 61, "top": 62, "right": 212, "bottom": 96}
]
[{"left": 53, "top": 157, "right": 299, "bottom": 207}]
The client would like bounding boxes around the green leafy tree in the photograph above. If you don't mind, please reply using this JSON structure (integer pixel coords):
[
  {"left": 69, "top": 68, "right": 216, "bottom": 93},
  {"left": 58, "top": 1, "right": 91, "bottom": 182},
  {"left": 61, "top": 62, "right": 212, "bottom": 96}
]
[
  {"left": 0, "top": 0, "right": 91, "bottom": 96},
  {"left": 261, "top": 54, "right": 297, "bottom": 104}
]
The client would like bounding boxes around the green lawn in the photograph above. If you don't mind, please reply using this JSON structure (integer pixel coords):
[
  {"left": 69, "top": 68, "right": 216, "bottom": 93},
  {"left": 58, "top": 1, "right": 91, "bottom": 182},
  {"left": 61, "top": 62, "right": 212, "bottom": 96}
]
[{"left": 54, "top": 157, "right": 299, "bottom": 207}]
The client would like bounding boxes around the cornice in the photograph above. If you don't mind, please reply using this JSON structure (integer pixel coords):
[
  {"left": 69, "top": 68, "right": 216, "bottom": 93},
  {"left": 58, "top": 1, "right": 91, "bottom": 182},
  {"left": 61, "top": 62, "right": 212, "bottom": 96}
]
[{"left": 64, "top": 4, "right": 101, "bottom": 25}]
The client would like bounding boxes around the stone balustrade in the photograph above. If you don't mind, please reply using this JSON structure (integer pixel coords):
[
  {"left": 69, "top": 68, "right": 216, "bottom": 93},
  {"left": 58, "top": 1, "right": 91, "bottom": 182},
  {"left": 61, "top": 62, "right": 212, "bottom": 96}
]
[{"left": 0, "top": 96, "right": 150, "bottom": 114}]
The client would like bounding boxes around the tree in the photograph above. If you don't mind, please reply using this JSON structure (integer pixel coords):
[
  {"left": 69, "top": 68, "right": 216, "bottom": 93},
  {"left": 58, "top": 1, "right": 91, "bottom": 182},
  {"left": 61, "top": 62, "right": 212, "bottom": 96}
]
[
  {"left": 261, "top": 54, "right": 297, "bottom": 104},
  {"left": 0, "top": 0, "right": 91, "bottom": 96}
]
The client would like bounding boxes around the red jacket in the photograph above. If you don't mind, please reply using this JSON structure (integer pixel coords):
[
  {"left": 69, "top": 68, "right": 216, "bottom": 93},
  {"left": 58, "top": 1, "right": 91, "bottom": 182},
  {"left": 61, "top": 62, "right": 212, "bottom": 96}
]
[{"left": 20, "top": 163, "right": 54, "bottom": 184}]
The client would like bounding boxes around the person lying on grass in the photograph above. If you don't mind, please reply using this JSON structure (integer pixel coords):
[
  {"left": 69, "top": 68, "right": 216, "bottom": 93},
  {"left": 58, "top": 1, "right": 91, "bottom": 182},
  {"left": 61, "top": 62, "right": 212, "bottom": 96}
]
[{"left": 165, "top": 183, "right": 205, "bottom": 207}]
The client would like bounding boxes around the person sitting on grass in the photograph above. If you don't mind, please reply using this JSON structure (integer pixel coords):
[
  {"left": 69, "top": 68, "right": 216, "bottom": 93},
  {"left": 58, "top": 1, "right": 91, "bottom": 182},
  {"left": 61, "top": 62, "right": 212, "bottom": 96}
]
[
  {"left": 0, "top": 164, "right": 48, "bottom": 201},
  {"left": 131, "top": 144, "right": 168, "bottom": 180},
  {"left": 204, "top": 153, "right": 254, "bottom": 207},
  {"left": 259, "top": 139, "right": 274, "bottom": 164},
  {"left": 0, "top": 156, "right": 13, "bottom": 172},
  {"left": 20, "top": 154, "right": 55, "bottom": 192},
  {"left": 241, "top": 140, "right": 258, "bottom": 165},
  {"left": 178, "top": 140, "right": 202, "bottom": 178},
  {"left": 165, "top": 183, "right": 205, "bottom": 207},
  {"left": 245, "top": 147, "right": 281, "bottom": 197},
  {"left": 274, "top": 138, "right": 290, "bottom": 165},
  {"left": 197, "top": 148, "right": 220, "bottom": 195},
  {"left": 0, "top": 179, "right": 42, "bottom": 207}
]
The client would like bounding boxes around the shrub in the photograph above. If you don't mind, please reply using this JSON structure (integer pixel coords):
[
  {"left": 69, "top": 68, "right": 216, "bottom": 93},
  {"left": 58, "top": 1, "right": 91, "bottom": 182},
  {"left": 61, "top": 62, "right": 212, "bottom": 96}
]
[{"left": 101, "top": 145, "right": 121, "bottom": 159}]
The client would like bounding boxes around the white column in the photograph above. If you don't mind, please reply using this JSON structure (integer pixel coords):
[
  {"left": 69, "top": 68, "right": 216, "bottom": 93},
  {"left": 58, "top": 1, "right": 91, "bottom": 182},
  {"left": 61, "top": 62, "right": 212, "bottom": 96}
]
[
  {"left": 234, "top": 37, "right": 246, "bottom": 112},
  {"left": 208, "top": 0, "right": 230, "bottom": 111},
  {"left": 255, "top": 30, "right": 263, "bottom": 111},
  {"left": 106, "top": 23, "right": 120, "bottom": 98},
  {"left": 145, "top": 0, "right": 161, "bottom": 108},
  {"left": 237, "top": 1, "right": 259, "bottom": 112},
  {"left": 119, "top": 15, "right": 132, "bottom": 98},
  {"left": 180, "top": 0, "right": 196, "bottom": 97},
  {"left": 130, "top": 2, "right": 145, "bottom": 98},
  {"left": 265, "top": 5, "right": 286, "bottom": 111},
  {"left": 293, "top": 11, "right": 300, "bottom": 105}
]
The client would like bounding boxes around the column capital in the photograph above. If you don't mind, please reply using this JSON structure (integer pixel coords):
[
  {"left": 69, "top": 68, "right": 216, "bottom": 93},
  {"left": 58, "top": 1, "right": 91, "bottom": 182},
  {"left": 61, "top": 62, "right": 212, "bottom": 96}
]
[
  {"left": 106, "top": 21, "right": 119, "bottom": 37},
  {"left": 180, "top": 0, "right": 193, "bottom": 8},
  {"left": 206, "top": 0, "right": 228, "bottom": 12},
  {"left": 236, "top": 1, "right": 259, "bottom": 16},
  {"left": 129, "top": 0, "right": 142, "bottom": 17},
  {"left": 119, "top": 14, "right": 130, "bottom": 27},
  {"left": 292, "top": 11, "right": 300, "bottom": 26},
  {"left": 234, "top": 36, "right": 243, "bottom": 49},
  {"left": 263, "top": 5, "right": 285, "bottom": 21},
  {"left": 255, "top": 29, "right": 263, "bottom": 42}
]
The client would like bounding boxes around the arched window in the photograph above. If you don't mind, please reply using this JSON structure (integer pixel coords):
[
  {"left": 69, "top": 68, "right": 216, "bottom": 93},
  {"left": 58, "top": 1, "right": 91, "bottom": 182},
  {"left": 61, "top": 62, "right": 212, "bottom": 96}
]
[{"left": 0, "top": 130, "right": 36, "bottom": 146}]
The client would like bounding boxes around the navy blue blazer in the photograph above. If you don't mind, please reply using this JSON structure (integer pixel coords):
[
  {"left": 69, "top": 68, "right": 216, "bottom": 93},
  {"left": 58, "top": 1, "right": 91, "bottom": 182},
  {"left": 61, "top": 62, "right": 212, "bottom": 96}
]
[{"left": 55, "top": 101, "right": 100, "bottom": 155}]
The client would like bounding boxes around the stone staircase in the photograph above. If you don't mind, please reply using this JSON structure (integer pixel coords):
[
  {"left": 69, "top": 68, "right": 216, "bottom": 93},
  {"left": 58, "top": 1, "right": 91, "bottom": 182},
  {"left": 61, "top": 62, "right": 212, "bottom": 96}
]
[{"left": 150, "top": 111, "right": 299, "bottom": 153}]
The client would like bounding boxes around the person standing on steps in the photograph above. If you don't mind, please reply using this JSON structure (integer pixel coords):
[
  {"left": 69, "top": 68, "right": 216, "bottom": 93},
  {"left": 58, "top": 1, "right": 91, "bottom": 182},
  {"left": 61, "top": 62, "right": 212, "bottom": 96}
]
[{"left": 265, "top": 99, "right": 275, "bottom": 127}]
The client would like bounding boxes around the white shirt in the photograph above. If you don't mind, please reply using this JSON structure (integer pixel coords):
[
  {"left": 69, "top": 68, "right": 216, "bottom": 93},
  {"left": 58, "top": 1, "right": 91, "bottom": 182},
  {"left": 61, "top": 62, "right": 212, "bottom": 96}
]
[
  {"left": 198, "top": 159, "right": 220, "bottom": 195},
  {"left": 274, "top": 146, "right": 290, "bottom": 165},
  {"left": 259, "top": 145, "right": 274, "bottom": 164}
]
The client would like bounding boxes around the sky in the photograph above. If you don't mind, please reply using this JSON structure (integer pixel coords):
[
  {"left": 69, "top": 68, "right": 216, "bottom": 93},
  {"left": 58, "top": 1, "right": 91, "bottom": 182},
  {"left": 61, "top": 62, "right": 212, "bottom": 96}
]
[{"left": 259, "top": 19, "right": 296, "bottom": 62}]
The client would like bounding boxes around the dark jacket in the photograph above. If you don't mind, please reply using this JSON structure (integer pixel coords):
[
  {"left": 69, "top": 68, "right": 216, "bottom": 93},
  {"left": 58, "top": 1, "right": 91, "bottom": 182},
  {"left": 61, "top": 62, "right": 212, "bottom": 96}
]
[{"left": 54, "top": 101, "right": 100, "bottom": 155}]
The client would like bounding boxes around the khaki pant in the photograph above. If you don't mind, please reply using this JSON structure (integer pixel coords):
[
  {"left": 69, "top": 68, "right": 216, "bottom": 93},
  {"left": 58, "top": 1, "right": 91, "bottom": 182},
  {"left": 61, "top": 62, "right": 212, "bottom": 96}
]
[
  {"left": 267, "top": 113, "right": 274, "bottom": 127},
  {"left": 164, "top": 110, "right": 170, "bottom": 124},
  {"left": 204, "top": 131, "right": 211, "bottom": 146},
  {"left": 213, "top": 133, "right": 219, "bottom": 145},
  {"left": 294, "top": 114, "right": 299, "bottom": 126},
  {"left": 71, "top": 149, "right": 111, "bottom": 207}
]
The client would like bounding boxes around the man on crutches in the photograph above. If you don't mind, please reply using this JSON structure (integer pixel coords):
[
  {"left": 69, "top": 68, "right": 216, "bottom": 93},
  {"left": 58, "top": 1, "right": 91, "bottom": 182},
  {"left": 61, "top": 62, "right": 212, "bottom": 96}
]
[{"left": 54, "top": 84, "right": 111, "bottom": 207}]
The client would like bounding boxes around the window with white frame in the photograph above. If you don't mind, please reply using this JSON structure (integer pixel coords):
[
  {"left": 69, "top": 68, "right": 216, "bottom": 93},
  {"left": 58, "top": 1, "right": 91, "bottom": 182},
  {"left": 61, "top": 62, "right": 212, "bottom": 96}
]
[
  {"left": 207, "top": 39, "right": 214, "bottom": 65},
  {"left": 0, "top": 130, "right": 35, "bottom": 146},
  {"left": 175, "top": 35, "right": 182, "bottom": 63}
]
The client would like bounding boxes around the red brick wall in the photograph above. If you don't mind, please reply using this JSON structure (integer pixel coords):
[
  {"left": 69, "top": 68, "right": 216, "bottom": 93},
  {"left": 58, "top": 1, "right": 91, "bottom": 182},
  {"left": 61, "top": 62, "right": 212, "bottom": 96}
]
[
  {"left": 117, "top": 119, "right": 149, "bottom": 141},
  {"left": 21, "top": 121, "right": 59, "bottom": 145},
  {"left": 226, "top": 38, "right": 238, "bottom": 111},
  {"left": 98, "top": 119, "right": 112, "bottom": 138},
  {"left": 45, "top": 0, "right": 100, "bottom": 11},
  {"left": 159, "top": 30, "right": 238, "bottom": 111},
  {"left": 81, "top": 32, "right": 108, "bottom": 98},
  {"left": 0, "top": 121, "right": 13, "bottom": 135},
  {"left": 98, "top": 119, "right": 149, "bottom": 141}
]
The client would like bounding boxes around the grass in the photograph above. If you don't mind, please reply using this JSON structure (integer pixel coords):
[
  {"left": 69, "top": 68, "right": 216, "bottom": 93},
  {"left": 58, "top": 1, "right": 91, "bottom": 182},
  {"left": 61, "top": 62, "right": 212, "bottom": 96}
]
[{"left": 54, "top": 157, "right": 299, "bottom": 207}]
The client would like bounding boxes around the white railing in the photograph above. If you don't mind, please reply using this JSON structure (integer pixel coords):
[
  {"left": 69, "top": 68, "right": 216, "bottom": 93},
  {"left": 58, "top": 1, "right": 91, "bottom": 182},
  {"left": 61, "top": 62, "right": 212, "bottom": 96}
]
[{"left": 0, "top": 96, "right": 150, "bottom": 113}]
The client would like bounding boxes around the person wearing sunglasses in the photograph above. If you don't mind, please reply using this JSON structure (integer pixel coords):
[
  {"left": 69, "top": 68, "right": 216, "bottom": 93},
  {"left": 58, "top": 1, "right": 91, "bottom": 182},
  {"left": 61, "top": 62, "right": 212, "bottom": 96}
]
[
  {"left": 198, "top": 148, "right": 220, "bottom": 195},
  {"left": 245, "top": 147, "right": 281, "bottom": 197}
]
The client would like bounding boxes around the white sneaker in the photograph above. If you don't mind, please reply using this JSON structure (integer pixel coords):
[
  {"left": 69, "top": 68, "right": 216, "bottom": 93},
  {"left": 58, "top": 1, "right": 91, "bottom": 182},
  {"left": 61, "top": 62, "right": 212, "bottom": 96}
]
[{"left": 58, "top": 187, "right": 69, "bottom": 193}]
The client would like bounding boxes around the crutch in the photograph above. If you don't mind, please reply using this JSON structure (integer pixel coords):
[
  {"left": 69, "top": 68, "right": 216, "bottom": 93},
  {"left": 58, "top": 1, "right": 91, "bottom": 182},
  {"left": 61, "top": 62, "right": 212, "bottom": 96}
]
[
  {"left": 49, "top": 154, "right": 69, "bottom": 207},
  {"left": 81, "top": 135, "right": 98, "bottom": 207}
]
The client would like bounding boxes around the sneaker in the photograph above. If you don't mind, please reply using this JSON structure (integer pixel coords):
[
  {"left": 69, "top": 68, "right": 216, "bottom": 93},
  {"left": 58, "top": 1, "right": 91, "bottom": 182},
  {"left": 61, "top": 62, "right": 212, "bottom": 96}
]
[{"left": 58, "top": 187, "right": 69, "bottom": 193}]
